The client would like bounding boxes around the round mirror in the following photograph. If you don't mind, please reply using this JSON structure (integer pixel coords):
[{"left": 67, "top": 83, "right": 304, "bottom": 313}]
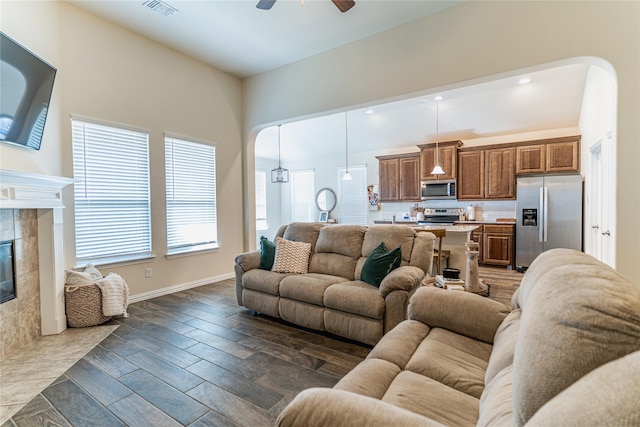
[{"left": 315, "top": 187, "right": 337, "bottom": 213}]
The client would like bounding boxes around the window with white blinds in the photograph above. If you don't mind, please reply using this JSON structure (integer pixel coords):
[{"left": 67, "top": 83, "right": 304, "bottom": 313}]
[
  {"left": 291, "top": 169, "right": 315, "bottom": 222},
  {"left": 165, "top": 136, "right": 217, "bottom": 253},
  {"left": 337, "top": 164, "right": 367, "bottom": 225},
  {"left": 255, "top": 170, "right": 268, "bottom": 231},
  {"left": 72, "top": 119, "right": 151, "bottom": 264}
]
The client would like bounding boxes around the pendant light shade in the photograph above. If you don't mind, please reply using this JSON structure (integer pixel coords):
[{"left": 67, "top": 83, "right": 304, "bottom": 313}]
[
  {"left": 431, "top": 102, "right": 445, "bottom": 176},
  {"left": 342, "top": 112, "right": 353, "bottom": 181},
  {"left": 271, "top": 125, "right": 289, "bottom": 183}
]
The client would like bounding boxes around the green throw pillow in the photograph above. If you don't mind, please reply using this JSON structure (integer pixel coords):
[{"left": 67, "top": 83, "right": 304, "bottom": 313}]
[
  {"left": 259, "top": 236, "right": 276, "bottom": 270},
  {"left": 361, "top": 242, "right": 402, "bottom": 287}
]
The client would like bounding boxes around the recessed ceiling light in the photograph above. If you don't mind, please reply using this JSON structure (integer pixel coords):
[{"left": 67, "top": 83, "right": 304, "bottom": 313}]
[
  {"left": 434, "top": 95, "right": 444, "bottom": 101},
  {"left": 518, "top": 77, "right": 531, "bottom": 85},
  {"left": 365, "top": 108, "right": 374, "bottom": 115}
]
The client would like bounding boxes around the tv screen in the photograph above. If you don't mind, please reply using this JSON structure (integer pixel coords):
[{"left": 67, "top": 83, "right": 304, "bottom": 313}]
[{"left": 0, "top": 32, "right": 56, "bottom": 151}]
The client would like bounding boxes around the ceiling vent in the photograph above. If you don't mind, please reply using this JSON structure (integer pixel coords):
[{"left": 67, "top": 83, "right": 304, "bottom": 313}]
[{"left": 142, "top": 0, "right": 178, "bottom": 16}]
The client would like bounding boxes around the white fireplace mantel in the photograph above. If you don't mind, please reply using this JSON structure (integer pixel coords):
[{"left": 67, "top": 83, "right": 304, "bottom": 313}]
[{"left": 1, "top": 169, "right": 74, "bottom": 335}]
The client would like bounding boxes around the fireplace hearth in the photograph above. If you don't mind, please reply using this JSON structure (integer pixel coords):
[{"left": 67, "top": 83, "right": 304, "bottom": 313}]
[{"left": 0, "top": 240, "right": 16, "bottom": 303}]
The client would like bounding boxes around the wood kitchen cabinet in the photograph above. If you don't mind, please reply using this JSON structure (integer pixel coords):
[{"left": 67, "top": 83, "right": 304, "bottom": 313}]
[
  {"left": 485, "top": 147, "right": 515, "bottom": 199},
  {"left": 418, "top": 140, "right": 462, "bottom": 181},
  {"left": 377, "top": 153, "right": 420, "bottom": 202},
  {"left": 515, "top": 136, "right": 580, "bottom": 174},
  {"left": 458, "top": 146, "right": 515, "bottom": 200},
  {"left": 482, "top": 224, "right": 514, "bottom": 267},
  {"left": 469, "top": 224, "right": 514, "bottom": 267},
  {"left": 457, "top": 150, "right": 484, "bottom": 199}
]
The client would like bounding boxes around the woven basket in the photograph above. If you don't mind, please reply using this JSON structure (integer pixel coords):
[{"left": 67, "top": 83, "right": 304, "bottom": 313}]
[{"left": 65, "top": 283, "right": 111, "bottom": 327}]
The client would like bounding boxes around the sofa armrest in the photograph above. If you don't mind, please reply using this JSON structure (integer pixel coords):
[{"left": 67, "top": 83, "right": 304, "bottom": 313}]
[
  {"left": 408, "top": 286, "right": 510, "bottom": 344},
  {"left": 235, "top": 250, "right": 261, "bottom": 272},
  {"left": 378, "top": 266, "right": 424, "bottom": 297},
  {"left": 276, "top": 388, "right": 445, "bottom": 427},
  {"left": 234, "top": 251, "right": 260, "bottom": 305}
]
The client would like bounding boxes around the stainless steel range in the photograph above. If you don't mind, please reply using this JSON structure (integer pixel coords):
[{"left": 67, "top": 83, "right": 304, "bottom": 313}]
[{"left": 418, "top": 208, "right": 462, "bottom": 225}]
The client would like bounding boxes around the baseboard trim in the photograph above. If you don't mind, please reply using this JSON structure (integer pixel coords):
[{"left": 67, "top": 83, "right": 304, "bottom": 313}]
[{"left": 128, "top": 272, "right": 235, "bottom": 304}]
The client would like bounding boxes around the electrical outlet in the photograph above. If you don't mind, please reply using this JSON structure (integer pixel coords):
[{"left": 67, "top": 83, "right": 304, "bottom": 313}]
[{"left": 145, "top": 268, "right": 152, "bottom": 278}]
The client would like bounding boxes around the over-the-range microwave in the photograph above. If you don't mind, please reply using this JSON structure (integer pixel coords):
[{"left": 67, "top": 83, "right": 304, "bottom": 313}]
[{"left": 421, "top": 179, "right": 457, "bottom": 200}]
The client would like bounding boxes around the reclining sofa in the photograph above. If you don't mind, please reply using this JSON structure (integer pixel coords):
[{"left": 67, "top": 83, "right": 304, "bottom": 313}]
[
  {"left": 277, "top": 248, "right": 640, "bottom": 426},
  {"left": 234, "top": 222, "right": 435, "bottom": 345}
]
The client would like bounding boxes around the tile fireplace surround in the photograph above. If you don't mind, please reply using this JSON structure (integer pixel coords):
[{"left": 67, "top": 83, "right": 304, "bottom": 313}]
[{"left": 0, "top": 169, "right": 74, "bottom": 357}]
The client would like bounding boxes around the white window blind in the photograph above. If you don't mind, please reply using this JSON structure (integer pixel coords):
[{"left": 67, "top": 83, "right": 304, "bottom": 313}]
[
  {"left": 165, "top": 136, "right": 217, "bottom": 252},
  {"left": 338, "top": 164, "right": 367, "bottom": 225},
  {"left": 72, "top": 119, "right": 151, "bottom": 264},
  {"left": 291, "top": 169, "right": 315, "bottom": 222},
  {"left": 255, "top": 170, "right": 268, "bottom": 231}
]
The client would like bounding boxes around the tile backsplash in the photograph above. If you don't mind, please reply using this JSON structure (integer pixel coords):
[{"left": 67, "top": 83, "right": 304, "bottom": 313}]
[{"left": 0, "top": 209, "right": 41, "bottom": 358}]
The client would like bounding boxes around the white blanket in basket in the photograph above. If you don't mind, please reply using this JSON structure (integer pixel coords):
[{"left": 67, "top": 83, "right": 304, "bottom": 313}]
[{"left": 95, "top": 272, "right": 130, "bottom": 317}]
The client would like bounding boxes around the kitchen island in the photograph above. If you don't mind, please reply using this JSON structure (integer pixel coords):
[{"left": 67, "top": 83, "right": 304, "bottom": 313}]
[{"left": 373, "top": 221, "right": 479, "bottom": 279}]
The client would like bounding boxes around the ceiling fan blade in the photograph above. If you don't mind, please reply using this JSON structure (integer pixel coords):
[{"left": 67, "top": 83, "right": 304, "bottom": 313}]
[
  {"left": 256, "top": 0, "right": 277, "bottom": 10},
  {"left": 332, "top": 0, "right": 355, "bottom": 13}
]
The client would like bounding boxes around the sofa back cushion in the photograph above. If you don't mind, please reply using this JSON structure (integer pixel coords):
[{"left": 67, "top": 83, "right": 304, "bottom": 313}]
[
  {"left": 362, "top": 225, "right": 415, "bottom": 264},
  {"left": 309, "top": 225, "right": 365, "bottom": 279},
  {"left": 281, "top": 222, "right": 325, "bottom": 252},
  {"left": 511, "top": 248, "right": 640, "bottom": 426}
]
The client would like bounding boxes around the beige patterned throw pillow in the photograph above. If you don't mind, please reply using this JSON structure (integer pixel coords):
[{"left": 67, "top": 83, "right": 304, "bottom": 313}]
[{"left": 272, "top": 237, "right": 312, "bottom": 274}]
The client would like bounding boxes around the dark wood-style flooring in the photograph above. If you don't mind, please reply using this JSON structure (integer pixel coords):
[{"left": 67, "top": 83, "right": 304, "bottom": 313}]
[{"left": 5, "top": 266, "right": 522, "bottom": 426}]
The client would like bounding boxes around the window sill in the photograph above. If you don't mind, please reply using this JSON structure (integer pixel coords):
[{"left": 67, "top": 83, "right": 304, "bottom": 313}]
[
  {"left": 75, "top": 254, "right": 156, "bottom": 270},
  {"left": 166, "top": 243, "right": 220, "bottom": 259}
]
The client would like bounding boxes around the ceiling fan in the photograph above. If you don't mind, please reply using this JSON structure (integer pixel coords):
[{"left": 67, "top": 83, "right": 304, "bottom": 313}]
[{"left": 257, "top": 0, "right": 355, "bottom": 13}]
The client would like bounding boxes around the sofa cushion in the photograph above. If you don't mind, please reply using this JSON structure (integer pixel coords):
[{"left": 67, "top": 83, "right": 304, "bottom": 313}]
[
  {"left": 478, "top": 364, "right": 514, "bottom": 427},
  {"left": 367, "top": 320, "right": 431, "bottom": 370},
  {"left": 272, "top": 237, "right": 312, "bottom": 274},
  {"left": 309, "top": 253, "right": 358, "bottom": 280},
  {"left": 525, "top": 350, "right": 640, "bottom": 426},
  {"left": 259, "top": 236, "right": 276, "bottom": 270},
  {"left": 382, "top": 371, "right": 479, "bottom": 427},
  {"left": 485, "top": 308, "right": 520, "bottom": 384},
  {"left": 324, "top": 281, "right": 385, "bottom": 319},
  {"left": 242, "top": 269, "right": 291, "bottom": 295},
  {"left": 360, "top": 242, "right": 402, "bottom": 287},
  {"left": 282, "top": 222, "right": 325, "bottom": 252},
  {"left": 404, "top": 328, "right": 491, "bottom": 399},
  {"left": 334, "top": 358, "right": 401, "bottom": 399},
  {"left": 280, "top": 273, "right": 348, "bottom": 305},
  {"left": 362, "top": 225, "right": 415, "bottom": 263},
  {"left": 315, "top": 225, "right": 366, "bottom": 258},
  {"left": 512, "top": 249, "right": 640, "bottom": 426}
]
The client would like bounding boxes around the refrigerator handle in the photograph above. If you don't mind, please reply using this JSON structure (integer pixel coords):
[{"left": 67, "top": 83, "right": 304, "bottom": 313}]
[
  {"left": 539, "top": 187, "right": 544, "bottom": 242},
  {"left": 543, "top": 186, "right": 549, "bottom": 242}
]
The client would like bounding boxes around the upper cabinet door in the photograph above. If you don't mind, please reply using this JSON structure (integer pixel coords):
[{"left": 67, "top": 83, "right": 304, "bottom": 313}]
[
  {"left": 457, "top": 150, "right": 484, "bottom": 199},
  {"left": 516, "top": 144, "right": 546, "bottom": 174},
  {"left": 485, "top": 147, "right": 515, "bottom": 199},
  {"left": 419, "top": 141, "right": 461, "bottom": 181},
  {"left": 399, "top": 156, "right": 421, "bottom": 201},
  {"left": 547, "top": 139, "right": 580, "bottom": 172},
  {"left": 378, "top": 157, "right": 400, "bottom": 202}
]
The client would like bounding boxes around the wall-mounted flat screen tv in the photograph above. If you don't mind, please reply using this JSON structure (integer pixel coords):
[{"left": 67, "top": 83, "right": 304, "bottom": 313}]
[{"left": 0, "top": 32, "right": 57, "bottom": 151}]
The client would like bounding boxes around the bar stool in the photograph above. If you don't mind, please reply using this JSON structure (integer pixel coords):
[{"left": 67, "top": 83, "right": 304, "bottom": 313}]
[{"left": 433, "top": 249, "right": 451, "bottom": 275}]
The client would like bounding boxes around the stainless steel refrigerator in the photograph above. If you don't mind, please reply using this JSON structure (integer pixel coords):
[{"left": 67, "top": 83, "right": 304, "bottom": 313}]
[{"left": 516, "top": 174, "right": 583, "bottom": 271}]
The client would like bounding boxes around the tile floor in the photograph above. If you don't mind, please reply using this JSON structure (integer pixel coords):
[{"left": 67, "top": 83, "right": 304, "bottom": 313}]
[{"left": 0, "top": 324, "right": 119, "bottom": 424}]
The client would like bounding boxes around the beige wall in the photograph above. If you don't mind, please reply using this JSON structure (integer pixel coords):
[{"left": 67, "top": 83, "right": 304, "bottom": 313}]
[
  {"left": 1, "top": 1, "right": 245, "bottom": 298},
  {"left": 244, "top": 1, "right": 640, "bottom": 281}
]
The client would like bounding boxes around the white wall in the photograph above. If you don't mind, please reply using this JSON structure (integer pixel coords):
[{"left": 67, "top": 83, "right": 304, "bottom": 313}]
[
  {"left": 579, "top": 65, "right": 617, "bottom": 264},
  {"left": 1, "top": 1, "right": 245, "bottom": 299},
  {"left": 244, "top": 1, "right": 639, "bottom": 281}
]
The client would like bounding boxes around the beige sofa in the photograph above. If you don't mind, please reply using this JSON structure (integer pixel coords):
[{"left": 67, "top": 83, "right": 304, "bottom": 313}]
[
  {"left": 277, "top": 248, "right": 640, "bottom": 426},
  {"left": 234, "top": 222, "right": 435, "bottom": 345}
]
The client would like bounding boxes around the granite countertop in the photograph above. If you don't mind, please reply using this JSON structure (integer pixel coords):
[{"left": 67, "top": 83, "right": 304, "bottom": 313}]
[{"left": 414, "top": 224, "right": 480, "bottom": 233}]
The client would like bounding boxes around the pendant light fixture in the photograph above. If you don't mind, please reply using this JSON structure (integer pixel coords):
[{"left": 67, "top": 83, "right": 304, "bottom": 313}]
[
  {"left": 271, "top": 125, "right": 289, "bottom": 183},
  {"left": 342, "top": 112, "right": 353, "bottom": 181},
  {"left": 430, "top": 101, "right": 445, "bottom": 175}
]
